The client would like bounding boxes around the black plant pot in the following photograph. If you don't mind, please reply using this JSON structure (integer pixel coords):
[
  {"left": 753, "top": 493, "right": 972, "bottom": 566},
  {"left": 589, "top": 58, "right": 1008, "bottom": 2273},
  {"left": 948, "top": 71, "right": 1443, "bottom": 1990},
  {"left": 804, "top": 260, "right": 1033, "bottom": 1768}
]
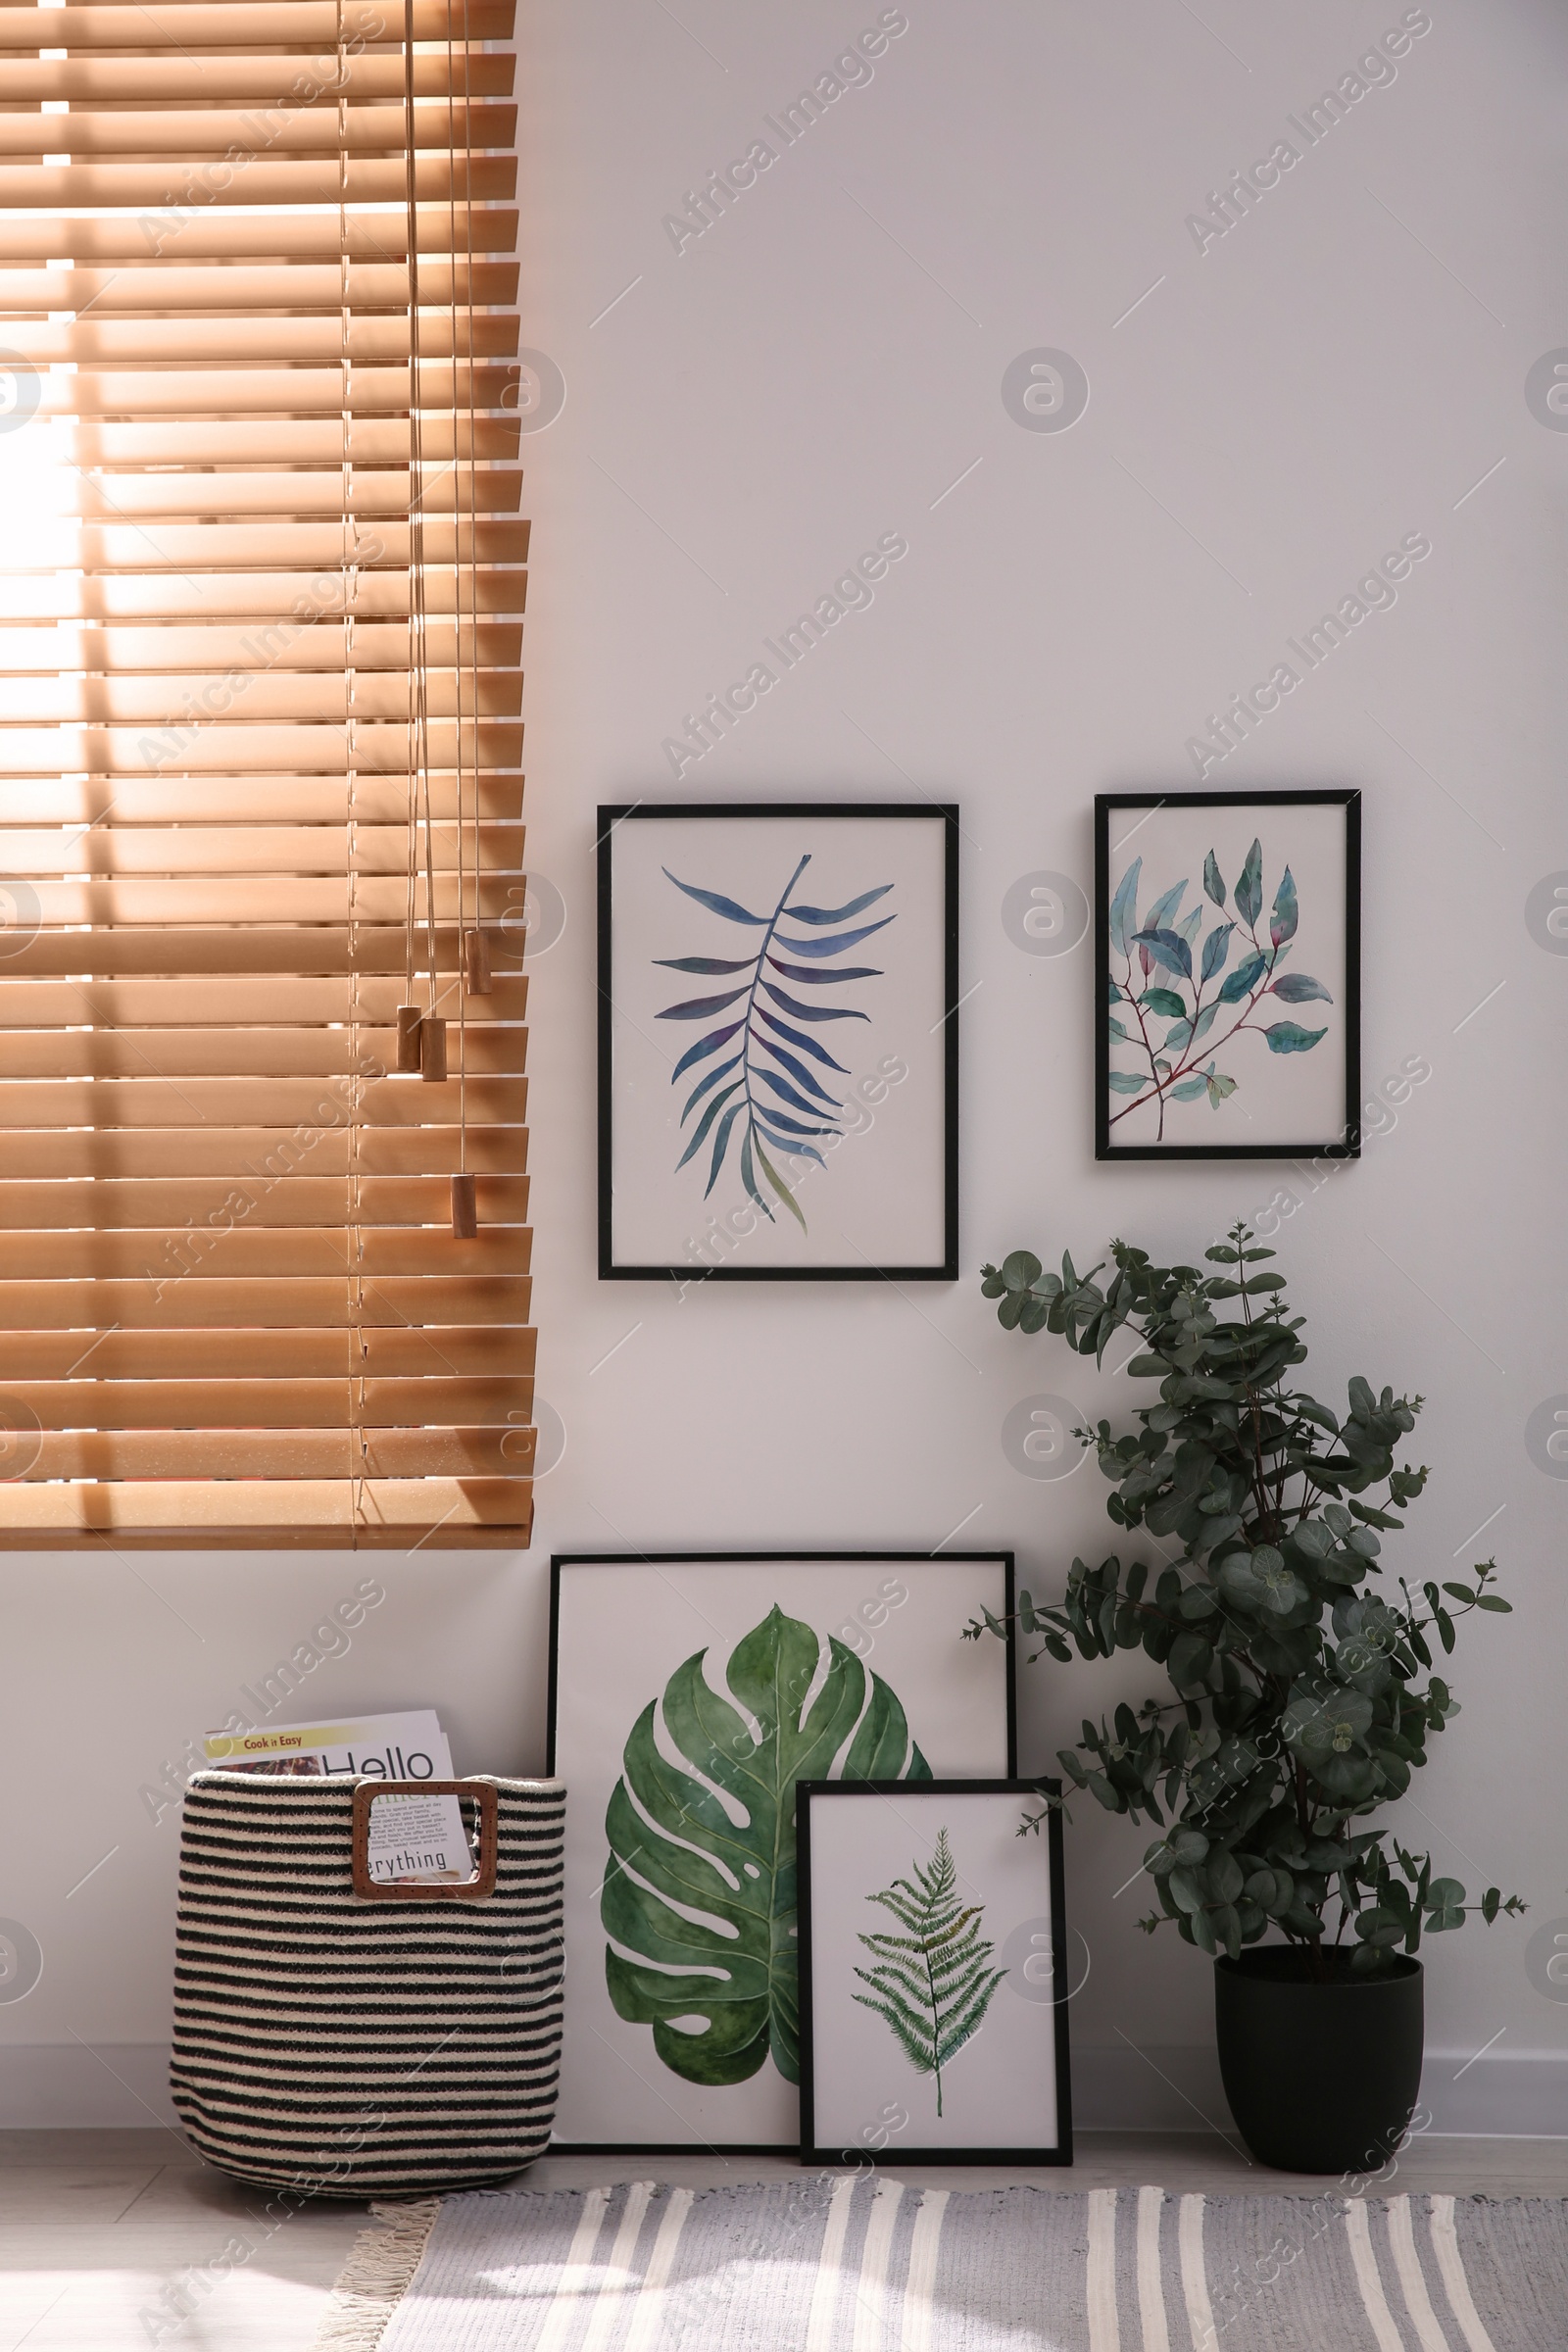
[{"left": 1214, "top": 1946, "right": 1424, "bottom": 2174}]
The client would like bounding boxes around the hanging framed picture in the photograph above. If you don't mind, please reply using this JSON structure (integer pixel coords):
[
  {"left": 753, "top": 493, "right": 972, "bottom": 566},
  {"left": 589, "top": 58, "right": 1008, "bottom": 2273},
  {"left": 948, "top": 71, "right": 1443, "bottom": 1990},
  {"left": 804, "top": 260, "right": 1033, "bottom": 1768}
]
[
  {"left": 547, "top": 1551, "right": 1015, "bottom": 2153},
  {"left": 798, "top": 1780, "right": 1071, "bottom": 2165},
  {"left": 1096, "top": 790, "right": 1361, "bottom": 1161},
  {"left": 597, "top": 803, "right": 959, "bottom": 1280}
]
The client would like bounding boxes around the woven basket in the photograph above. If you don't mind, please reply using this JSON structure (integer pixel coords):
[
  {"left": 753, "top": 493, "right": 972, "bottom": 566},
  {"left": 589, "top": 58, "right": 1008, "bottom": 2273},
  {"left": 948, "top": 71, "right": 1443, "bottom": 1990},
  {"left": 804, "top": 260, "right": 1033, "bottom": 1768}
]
[{"left": 170, "top": 1770, "right": 564, "bottom": 2195}]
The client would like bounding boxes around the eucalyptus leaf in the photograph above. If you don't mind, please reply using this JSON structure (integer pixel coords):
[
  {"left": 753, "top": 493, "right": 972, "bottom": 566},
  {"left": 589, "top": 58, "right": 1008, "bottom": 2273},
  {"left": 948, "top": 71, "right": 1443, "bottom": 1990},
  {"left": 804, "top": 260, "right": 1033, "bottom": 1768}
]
[
  {"left": 1132, "top": 927, "right": 1194, "bottom": 982},
  {"left": 1145, "top": 879, "right": 1189, "bottom": 935},
  {"left": 1109, "top": 858, "right": 1142, "bottom": 956},
  {"left": 1263, "top": 1021, "right": 1328, "bottom": 1054},
  {"left": 1271, "top": 972, "right": 1333, "bottom": 1004},
  {"left": 1200, "top": 921, "right": 1235, "bottom": 984},
  {"left": 1218, "top": 953, "right": 1267, "bottom": 1004}
]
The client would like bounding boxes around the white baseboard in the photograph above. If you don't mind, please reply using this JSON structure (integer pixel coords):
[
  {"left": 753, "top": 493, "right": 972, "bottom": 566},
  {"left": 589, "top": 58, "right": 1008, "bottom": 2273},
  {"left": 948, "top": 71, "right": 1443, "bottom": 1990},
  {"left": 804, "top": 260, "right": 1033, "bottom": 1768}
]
[
  {"left": 1071, "top": 2043, "right": 1568, "bottom": 2139},
  {"left": 0, "top": 2043, "right": 180, "bottom": 2129},
  {"left": 0, "top": 2041, "right": 1561, "bottom": 2138}
]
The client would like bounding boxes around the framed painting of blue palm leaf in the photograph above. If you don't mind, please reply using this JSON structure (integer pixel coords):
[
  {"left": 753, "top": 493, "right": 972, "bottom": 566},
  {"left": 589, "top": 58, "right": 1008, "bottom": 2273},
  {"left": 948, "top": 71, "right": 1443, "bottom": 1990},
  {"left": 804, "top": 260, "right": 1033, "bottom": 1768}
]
[
  {"left": 598, "top": 804, "right": 958, "bottom": 1279},
  {"left": 1096, "top": 790, "right": 1361, "bottom": 1161}
]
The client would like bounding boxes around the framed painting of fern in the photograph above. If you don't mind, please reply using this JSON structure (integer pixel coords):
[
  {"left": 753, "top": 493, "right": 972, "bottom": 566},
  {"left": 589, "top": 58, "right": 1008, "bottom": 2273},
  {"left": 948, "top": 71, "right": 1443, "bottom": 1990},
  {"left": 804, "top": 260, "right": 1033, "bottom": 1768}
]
[
  {"left": 1096, "top": 790, "right": 1361, "bottom": 1160},
  {"left": 798, "top": 1780, "right": 1071, "bottom": 2163},
  {"left": 547, "top": 1552, "right": 1014, "bottom": 2151},
  {"left": 597, "top": 803, "right": 959, "bottom": 1279}
]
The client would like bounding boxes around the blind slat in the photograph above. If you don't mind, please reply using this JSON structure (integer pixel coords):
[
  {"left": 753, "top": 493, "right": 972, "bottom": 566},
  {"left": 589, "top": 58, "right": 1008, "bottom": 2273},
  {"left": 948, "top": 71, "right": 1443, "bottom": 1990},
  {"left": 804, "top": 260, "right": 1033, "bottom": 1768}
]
[
  {"left": 1, "top": 1128, "right": 530, "bottom": 1177},
  {"left": 0, "top": 1076, "right": 527, "bottom": 1125},
  {"left": 0, "top": 1175, "right": 529, "bottom": 1225},
  {"left": 0, "top": 1032, "right": 527, "bottom": 1079},
  {"left": 14, "top": 1380, "right": 531, "bottom": 1429},
  {"left": 3, "top": 55, "right": 514, "bottom": 100},
  {"left": 0, "top": 976, "right": 528, "bottom": 1024},
  {"left": 15, "top": 1431, "right": 535, "bottom": 1480},
  {"left": 0, "top": 1228, "right": 529, "bottom": 1279},
  {"left": 0, "top": 1328, "right": 533, "bottom": 1380},
  {"left": 0, "top": 1277, "right": 532, "bottom": 1327},
  {"left": 0, "top": 574, "right": 526, "bottom": 618},
  {"left": 0, "top": 1480, "right": 532, "bottom": 1544},
  {"left": 0, "top": 0, "right": 514, "bottom": 44}
]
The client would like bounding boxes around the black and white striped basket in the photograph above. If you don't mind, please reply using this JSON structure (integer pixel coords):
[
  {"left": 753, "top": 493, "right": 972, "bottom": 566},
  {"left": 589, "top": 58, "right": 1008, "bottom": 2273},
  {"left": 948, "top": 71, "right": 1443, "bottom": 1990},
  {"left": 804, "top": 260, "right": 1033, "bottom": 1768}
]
[{"left": 170, "top": 1770, "right": 565, "bottom": 2197}]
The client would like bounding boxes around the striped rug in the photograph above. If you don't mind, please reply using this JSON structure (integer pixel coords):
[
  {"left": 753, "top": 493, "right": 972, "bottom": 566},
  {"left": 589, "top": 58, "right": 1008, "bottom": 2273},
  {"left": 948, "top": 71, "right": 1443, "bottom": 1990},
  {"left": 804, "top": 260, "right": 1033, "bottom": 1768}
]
[{"left": 313, "top": 2177, "right": 1568, "bottom": 2351}]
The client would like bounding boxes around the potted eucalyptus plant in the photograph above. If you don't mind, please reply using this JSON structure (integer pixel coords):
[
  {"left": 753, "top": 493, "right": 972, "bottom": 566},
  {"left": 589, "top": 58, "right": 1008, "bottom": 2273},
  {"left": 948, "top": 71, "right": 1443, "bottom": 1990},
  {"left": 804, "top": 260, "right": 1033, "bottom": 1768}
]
[{"left": 972, "top": 1223, "right": 1523, "bottom": 2173}]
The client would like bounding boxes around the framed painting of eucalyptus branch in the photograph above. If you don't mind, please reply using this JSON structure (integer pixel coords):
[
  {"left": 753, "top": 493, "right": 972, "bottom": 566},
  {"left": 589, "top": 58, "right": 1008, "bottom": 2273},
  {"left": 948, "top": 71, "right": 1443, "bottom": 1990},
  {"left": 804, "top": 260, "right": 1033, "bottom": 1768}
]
[
  {"left": 1095, "top": 790, "right": 1361, "bottom": 1161},
  {"left": 797, "top": 1780, "right": 1071, "bottom": 2164},
  {"left": 598, "top": 803, "right": 959, "bottom": 1279}
]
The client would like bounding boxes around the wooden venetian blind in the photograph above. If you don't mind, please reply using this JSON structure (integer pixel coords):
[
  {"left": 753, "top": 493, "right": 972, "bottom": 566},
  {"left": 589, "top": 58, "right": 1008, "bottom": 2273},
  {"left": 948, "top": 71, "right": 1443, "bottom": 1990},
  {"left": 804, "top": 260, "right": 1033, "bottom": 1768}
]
[{"left": 0, "top": 0, "right": 534, "bottom": 1545}]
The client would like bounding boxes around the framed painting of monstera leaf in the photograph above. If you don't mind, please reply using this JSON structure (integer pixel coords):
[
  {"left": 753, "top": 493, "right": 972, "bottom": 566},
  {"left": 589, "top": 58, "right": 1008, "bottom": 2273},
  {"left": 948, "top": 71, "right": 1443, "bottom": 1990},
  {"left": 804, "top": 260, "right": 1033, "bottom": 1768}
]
[
  {"left": 597, "top": 803, "right": 959, "bottom": 1280},
  {"left": 547, "top": 1552, "right": 1014, "bottom": 2152},
  {"left": 1095, "top": 790, "right": 1361, "bottom": 1160}
]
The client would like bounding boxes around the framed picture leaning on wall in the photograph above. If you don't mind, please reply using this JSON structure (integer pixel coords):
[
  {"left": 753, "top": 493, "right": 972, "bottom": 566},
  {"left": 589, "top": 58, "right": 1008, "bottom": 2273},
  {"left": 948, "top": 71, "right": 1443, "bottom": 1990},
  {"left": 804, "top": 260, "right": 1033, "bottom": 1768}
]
[
  {"left": 798, "top": 1779, "right": 1071, "bottom": 2166},
  {"left": 1096, "top": 790, "right": 1361, "bottom": 1162},
  {"left": 547, "top": 1551, "right": 1014, "bottom": 2152},
  {"left": 598, "top": 803, "right": 959, "bottom": 1280}
]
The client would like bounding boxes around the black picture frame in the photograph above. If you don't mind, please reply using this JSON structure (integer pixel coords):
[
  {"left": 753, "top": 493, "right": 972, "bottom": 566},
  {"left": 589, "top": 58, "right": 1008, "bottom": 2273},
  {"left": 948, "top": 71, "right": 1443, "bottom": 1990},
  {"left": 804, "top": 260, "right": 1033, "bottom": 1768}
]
[
  {"left": 797, "top": 1779, "right": 1072, "bottom": 2167},
  {"left": 1095, "top": 789, "right": 1362, "bottom": 1161},
  {"left": 546, "top": 1550, "right": 1016, "bottom": 2155},
  {"left": 597, "top": 802, "right": 960, "bottom": 1280}
]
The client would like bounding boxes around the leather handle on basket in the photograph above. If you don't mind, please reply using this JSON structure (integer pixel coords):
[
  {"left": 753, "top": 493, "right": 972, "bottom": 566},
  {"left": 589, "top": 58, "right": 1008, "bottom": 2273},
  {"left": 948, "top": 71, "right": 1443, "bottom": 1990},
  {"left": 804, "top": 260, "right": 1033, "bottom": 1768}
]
[{"left": 351, "top": 1779, "right": 499, "bottom": 1901}]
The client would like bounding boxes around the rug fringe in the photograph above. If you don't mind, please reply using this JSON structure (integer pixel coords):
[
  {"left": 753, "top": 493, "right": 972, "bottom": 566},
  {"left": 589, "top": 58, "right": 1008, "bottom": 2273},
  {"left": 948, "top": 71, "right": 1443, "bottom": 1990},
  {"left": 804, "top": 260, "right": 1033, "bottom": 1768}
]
[{"left": 309, "top": 2198, "right": 442, "bottom": 2351}]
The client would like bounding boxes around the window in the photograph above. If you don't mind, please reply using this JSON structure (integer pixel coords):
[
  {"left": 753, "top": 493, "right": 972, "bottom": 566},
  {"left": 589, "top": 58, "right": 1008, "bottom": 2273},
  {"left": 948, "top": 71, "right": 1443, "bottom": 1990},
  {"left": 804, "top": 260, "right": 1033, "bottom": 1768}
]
[{"left": 0, "top": 0, "right": 533, "bottom": 1544}]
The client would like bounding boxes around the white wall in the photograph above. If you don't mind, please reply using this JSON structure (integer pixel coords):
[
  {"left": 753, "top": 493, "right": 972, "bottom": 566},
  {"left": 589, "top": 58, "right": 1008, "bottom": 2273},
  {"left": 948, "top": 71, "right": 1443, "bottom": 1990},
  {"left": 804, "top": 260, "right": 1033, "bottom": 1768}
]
[{"left": 5, "top": 0, "right": 1567, "bottom": 2138}]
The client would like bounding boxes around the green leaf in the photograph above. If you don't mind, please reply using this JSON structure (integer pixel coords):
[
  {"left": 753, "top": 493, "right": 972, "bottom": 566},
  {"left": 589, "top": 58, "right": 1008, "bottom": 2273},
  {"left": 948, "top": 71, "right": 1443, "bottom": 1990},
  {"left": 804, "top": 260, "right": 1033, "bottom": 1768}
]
[
  {"left": 1109, "top": 857, "right": 1142, "bottom": 956},
  {"left": 1166, "top": 1004, "right": 1220, "bottom": 1054},
  {"left": 1270, "top": 864, "right": 1298, "bottom": 946},
  {"left": 1132, "top": 927, "right": 1193, "bottom": 982},
  {"left": 1200, "top": 921, "right": 1235, "bottom": 984},
  {"left": 1271, "top": 972, "right": 1332, "bottom": 1004},
  {"left": 1476, "top": 1595, "right": 1512, "bottom": 1612},
  {"left": 1107, "top": 1016, "right": 1131, "bottom": 1043},
  {"left": 603, "top": 1605, "right": 930, "bottom": 2087},
  {"left": 1207, "top": 1072, "right": 1238, "bottom": 1107},
  {"left": 854, "top": 1826, "right": 1006, "bottom": 2119},
  {"left": 1107, "top": 1070, "right": 1150, "bottom": 1095},
  {"left": 1235, "top": 839, "right": 1263, "bottom": 926},
  {"left": 1145, "top": 880, "right": 1189, "bottom": 935},
  {"left": 1203, "top": 850, "right": 1226, "bottom": 908},
  {"left": 1218, "top": 953, "right": 1267, "bottom": 1004},
  {"left": 1263, "top": 1021, "right": 1328, "bottom": 1055},
  {"left": 1169, "top": 1075, "right": 1208, "bottom": 1102},
  {"left": 1140, "top": 988, "right": 1187, "bottom": 1018}
]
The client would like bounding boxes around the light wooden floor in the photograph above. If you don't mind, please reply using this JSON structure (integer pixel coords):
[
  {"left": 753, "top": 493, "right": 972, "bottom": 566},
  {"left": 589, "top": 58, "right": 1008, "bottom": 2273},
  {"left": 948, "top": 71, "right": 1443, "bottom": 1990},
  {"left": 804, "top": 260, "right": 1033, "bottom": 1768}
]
[{"left": 2, "top": 2127, "right": 1564, "bottom": 2351}]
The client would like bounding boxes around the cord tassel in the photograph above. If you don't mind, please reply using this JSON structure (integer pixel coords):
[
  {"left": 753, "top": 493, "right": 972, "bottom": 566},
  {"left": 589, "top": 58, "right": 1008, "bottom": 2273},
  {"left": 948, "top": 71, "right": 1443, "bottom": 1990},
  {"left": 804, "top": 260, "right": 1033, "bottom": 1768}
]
[
  {"left": 396, "top": 1004, "right": 422, "bottom": 1071},
  {"left": 465, "top": 926, "right": 492, "bottom": 995},
  {"left": 419, "top": 1014, "right": 448, "bottom": 1082},
  {"left": 450, "top": 1172, "right": 477, "bottom": 1238}
]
